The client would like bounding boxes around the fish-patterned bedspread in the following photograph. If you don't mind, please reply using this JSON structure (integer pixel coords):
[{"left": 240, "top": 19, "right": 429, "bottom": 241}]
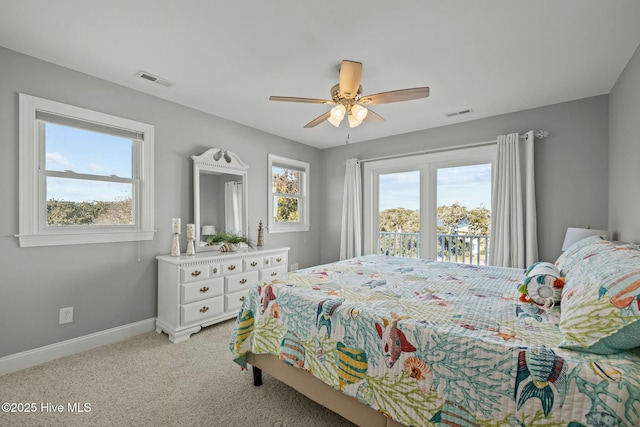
[{"left": 229, "top": 255, "right": 640, "bottom": 427}]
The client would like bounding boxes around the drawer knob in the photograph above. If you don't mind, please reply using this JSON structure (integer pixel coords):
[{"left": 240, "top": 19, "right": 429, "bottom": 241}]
[
  {"left": 251, "top": 261, "right": 258, "bottom": 267},
  {"left": 276, "top": 257, "right": 282, "bottom": 262},
  {"left": 240, "top": 278, "right": 247, "bottom": 284},
  {"left": 191, "top": 270, "right": 201, "bottom": 277},
  {"left": 228, "top": 265, "right": 236, "bottom": 271},
  {"left": 239, "top": 296, "right": 245, "bottom": 302},
  {"left": 271, "top": 272, "right": 277, "bottom": 276},
  {"left": 265, "top": 260, "right": 270, "bottom": 265},
  {"left": 199, "top": 286, "right": 209, "bottom": 293},
  {"left": 199, "top": 306, "right": 209, "bottom": 313},
  {"left": 212, "top": 267, "right": 218, "bottom": 274}
]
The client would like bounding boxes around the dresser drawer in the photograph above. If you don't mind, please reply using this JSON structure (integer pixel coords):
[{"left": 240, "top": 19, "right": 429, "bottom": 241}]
[
  {"left": 181, "top": 296, "right": 224, "bottom": 325},
  {"left": 225, "top": 289, "right": 251, "bottom": 313},
  {"left": 221, "top": 261, "right": 242, "bottom": 275},
  {"left": 270, "top": 253, "right": 287, "bottom": 267},
  {"left": 259, "top": 265, "right": 287, "bottom": 280},
  {"left": 224, "top": 270, "right": 259, "bottom": 292},
  {"left": 243, "top": 256, "right": 264, "bottom": 272},
  {"left": 181, "top": 277, "right": 224, "bottom": 304},
  {"left": 181, "top": 265, "right": 210, "bottom": 283}
]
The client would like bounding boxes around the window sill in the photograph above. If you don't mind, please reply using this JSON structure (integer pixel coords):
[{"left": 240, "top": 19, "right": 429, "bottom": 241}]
[
  {"left": 268, "top": 224, "right": 310, "bottom": 234},
  {"left": 16, "top": 230, "right": 155, "bottom": 247}
]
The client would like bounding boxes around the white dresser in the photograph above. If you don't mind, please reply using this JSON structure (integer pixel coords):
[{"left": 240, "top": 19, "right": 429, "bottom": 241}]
[{"left": 156, "top": 246, "right": 289, "bottom": 343}]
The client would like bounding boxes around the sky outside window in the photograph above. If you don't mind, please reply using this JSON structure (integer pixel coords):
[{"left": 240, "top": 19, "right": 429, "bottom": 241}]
[
  {"left": 379, "top": 164, "right": 491, "bottom": 212},
  {"left": 437, "top": 164, "right": 491, "bottom": 209},
  {"left": 45, "top": 123, "right": 133, "bottom": 202},
  {"left": 379, "top": 171, "right": 420, "bottom": 211}
]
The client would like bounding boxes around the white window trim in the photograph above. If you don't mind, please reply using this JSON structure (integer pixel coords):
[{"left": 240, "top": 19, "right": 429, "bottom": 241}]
[
  {"left": 268, "top": 154, "right": 310, "bottom": 233},
  {"left": 17, "top": 93, "right": 155, "bottom": 247}
]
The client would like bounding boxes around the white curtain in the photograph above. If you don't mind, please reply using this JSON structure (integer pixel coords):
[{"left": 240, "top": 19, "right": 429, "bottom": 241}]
[
  {"left": 225, "top": 181, "right": 243, "bottom": 234},
  {"left": 489, "top": 131, "right": 538, "bottom": 268},
  {"left": 340, "top": 158, "right": 362, "bottom": 260}
]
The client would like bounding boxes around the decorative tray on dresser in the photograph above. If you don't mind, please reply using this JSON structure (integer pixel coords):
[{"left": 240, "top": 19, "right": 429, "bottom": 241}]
[{"left": 156, "top": 246, "right": 289, "bottom": 343}]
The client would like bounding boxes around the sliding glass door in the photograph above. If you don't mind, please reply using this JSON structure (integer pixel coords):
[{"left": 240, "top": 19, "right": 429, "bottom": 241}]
[{"left": 364, "top": 145, "right": 495, "bottom": 263}]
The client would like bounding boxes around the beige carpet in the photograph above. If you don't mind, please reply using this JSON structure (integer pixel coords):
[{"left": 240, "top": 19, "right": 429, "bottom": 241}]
[{"left": 0, "top": 319, "right": 356, "bottom": 427}]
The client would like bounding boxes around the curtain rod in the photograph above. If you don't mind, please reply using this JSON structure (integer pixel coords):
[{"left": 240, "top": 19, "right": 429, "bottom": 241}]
[{"left": 359, "top": 130, "right": 549, "bottom": 164}]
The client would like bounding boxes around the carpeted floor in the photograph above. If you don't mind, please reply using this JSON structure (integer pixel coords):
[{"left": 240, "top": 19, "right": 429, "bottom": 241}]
[{"left": 0, "top": 320, "right": 356, "bottom": 427}]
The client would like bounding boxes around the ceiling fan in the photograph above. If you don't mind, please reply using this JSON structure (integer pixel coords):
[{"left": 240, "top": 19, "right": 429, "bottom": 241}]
[{"left": 269, "top": 60, "right": 430, "bottom": 129}]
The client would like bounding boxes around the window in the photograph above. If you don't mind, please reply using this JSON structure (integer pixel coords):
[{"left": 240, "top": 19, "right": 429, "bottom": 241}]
[
  {"left": 363, "top": 145, "right": 495, "bottom": 263},
  {"left": 268, "top": 154, "right": 309, "bottom": 233},
  {"left": 18, "top": 94, "right": 154, "bottom": 247}
]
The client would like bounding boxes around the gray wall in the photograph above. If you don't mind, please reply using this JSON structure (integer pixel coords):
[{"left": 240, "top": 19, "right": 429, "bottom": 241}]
[
  {"left": 609, "top": 44, "right": 640, "bottom": 242},
  {"left": 0, "top": 47, "right": 322, "bottom": 357},
  {"left": 319, "top": 96, "right": 610, "bottom": 265}
]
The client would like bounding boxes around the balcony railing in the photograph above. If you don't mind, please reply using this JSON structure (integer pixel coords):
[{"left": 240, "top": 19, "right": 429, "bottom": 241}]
[
  {"left": 378, "top": 231, "right": 490, "bottom": 265},
  {"left": 379, "top": 232, "right": 420, "bottom": 259}
]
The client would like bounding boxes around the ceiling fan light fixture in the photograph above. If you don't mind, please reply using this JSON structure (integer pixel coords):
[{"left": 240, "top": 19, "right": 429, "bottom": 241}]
[
  {"left": 348, "top": 113, "right": 363, "bottom": 128},
  {"left": 351, "top": 104, "right": 368, "bottom": 121},
  {"left": 330, "top": 104, "right": 346, "bottom": 119},
  {"left": 327, "top": 114, "right": 343, "bottom": 127}
]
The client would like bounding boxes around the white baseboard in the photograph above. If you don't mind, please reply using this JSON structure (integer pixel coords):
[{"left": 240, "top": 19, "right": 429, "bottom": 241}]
[{"left": 0, "top": 318, "right": 156, "bottom": 376}]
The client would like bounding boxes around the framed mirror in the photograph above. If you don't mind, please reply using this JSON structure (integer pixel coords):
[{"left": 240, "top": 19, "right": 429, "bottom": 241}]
[{"left": 193, "top": 148, "right": 249, "bottom": 252}]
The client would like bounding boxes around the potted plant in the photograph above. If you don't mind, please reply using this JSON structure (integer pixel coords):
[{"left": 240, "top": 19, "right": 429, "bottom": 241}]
[{"left": 205, "top": 230, "right": 253, "bottom": 251}]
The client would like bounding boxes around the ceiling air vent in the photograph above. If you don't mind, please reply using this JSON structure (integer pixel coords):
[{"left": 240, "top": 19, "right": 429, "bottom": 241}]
[
  {"left": 136, "top": 71, "right": 173, "bottom": 87},
  {"left": 445, "top": 108, "right": 473, "bottom": 118}
]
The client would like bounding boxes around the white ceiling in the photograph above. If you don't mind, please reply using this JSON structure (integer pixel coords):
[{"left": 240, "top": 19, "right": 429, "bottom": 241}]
[{"left": 1, "top": 1, "right": 639, "bottom": 149}]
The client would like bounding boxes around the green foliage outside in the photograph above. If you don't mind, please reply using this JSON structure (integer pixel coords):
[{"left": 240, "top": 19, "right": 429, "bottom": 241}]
[
  {"left": 378, "top": 208, "right": 419, "bottom": 233},
  {"left": 47, "top": 199, "right": 132, "bottom": 226},
  {"left": 437, "top": 202, "right": 490, "bottom": 235},
  {"left": 378, "top": 203, "right": 490, "bottom": 235},
  {"left": 273, "top": 169, "right": 300, "bottom": 223}
]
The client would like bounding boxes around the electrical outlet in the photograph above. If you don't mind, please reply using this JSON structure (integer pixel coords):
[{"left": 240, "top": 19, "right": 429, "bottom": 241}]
[
  {"left": 290, "top": 263, "right": 298, "bottom": 271},
  {"left": 59, "top": 307, "right": 73, "bottom": 324}
]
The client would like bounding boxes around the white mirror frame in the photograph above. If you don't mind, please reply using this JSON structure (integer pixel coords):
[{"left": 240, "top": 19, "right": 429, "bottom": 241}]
[{"left": 193, "top": 148, "right": 249, "bottom": 252}]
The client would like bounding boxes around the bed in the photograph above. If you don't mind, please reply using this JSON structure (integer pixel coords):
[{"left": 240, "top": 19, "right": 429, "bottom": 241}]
[{"left": 230, "top": 236, "right": 640, "bottom": 427}]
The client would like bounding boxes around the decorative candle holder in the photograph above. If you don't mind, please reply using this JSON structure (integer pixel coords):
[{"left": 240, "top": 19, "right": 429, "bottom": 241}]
[
  {"left": 186, "top": 238, "right": 195, "bottom": 256},
  {"left": 171, "top": 218, "right": 181, "bottom": 257},
  {"left": 257, "top": 220, "right": 264, "bottom": 247},
  {"left": 186, "top": 224, "right": 195, "bottom": 256},
  {"left": 171, "top": 232, "right": 181, "bottom": 257}
]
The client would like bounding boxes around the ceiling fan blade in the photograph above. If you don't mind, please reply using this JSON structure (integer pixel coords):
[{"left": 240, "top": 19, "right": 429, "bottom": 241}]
[
  {"left": 339, "top": 60, "right": 362, "bottom": 99},
  {"left": 304, "top": 111, "right": 332, "bottom": 128},
  {"left": 359, "top": 87, "right": 430, "bottom": 105},
  {"left": 269, "top": 96, "right": 334, "bottom": 104},
  {"left": 363, "top": 109, "right": 386, "bottom": 124}
]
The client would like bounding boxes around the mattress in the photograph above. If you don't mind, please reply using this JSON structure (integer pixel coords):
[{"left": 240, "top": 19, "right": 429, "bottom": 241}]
[{"left": 230, "top": 254, "right": 640, "bottom": 427}]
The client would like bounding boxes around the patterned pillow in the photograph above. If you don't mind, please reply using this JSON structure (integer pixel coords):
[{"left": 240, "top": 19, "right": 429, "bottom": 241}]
[
  {"left": 555, "top": 235, "right": 606, "bottom": 276},
  {"left": 518, "top": 262, "right": 564, "bottom": 307},
  {"left": 559, "top": 241, "right": 640, "bottom": 354}
]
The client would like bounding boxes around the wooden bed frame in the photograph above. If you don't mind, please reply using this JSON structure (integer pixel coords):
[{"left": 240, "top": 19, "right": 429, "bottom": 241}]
[{"left": 248, "top": 352, "right": 406, "bottom": 427}]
